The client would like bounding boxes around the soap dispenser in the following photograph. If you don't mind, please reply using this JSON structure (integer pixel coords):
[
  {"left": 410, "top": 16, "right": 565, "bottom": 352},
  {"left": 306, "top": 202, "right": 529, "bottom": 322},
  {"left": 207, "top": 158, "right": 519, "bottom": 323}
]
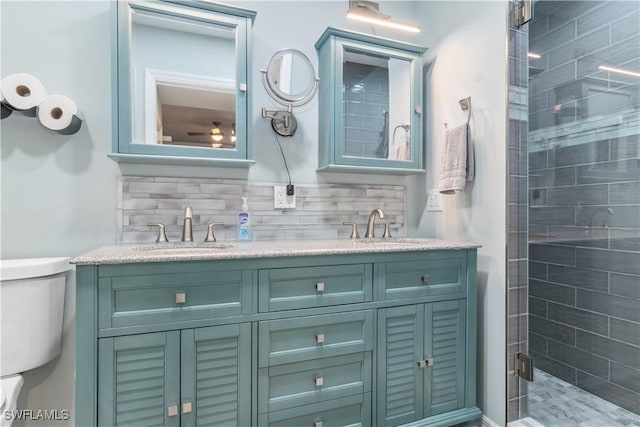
[{"left": 237, "top": 197, "right": 252, "bottom": 241}]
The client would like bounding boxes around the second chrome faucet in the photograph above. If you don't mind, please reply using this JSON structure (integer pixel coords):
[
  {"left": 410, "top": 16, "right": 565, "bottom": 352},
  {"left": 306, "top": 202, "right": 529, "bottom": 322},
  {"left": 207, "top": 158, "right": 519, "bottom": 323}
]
[
  {"left": 365, "top": 208, "right": 386, "bottom": 238},
  {"left": 344, "top": 208, "right": 393, "bottom": 239}
]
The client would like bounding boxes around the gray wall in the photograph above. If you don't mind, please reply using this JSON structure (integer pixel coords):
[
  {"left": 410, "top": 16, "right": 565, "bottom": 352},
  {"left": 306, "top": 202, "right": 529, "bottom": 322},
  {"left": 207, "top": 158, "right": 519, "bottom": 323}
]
[{"left": 527, "top": 0, "right": 640, "bottom": 415}]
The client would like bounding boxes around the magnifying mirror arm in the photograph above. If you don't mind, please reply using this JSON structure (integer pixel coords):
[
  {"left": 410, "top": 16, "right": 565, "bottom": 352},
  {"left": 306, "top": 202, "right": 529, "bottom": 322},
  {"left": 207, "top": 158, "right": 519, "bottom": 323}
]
[{"left": 262, "top": 104, "right": 293, "bottom": 127}]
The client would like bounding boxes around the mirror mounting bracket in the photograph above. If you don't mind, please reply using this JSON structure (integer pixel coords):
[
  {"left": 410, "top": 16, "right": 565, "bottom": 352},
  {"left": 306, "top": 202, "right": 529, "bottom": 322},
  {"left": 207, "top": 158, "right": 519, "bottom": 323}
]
[{"left": 261, "top": 105, "right": 298, "bottom": 137}]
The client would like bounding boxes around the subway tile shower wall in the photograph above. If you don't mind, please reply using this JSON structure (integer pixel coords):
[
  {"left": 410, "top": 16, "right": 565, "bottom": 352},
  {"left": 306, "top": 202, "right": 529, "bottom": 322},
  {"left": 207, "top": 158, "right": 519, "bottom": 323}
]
[{"left": 118, "top": 177, "right": 406, "bottom": 242}]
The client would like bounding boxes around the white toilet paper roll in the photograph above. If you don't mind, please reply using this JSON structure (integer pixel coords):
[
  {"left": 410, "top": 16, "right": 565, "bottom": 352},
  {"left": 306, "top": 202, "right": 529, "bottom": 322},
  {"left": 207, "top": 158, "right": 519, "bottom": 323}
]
[
  {"left": 0, "top": 83, "right": 13, "bottom": 120},
  {"left": 36, "top": 94, "right": 82, "bottom": 135},
  {"left": 0, "top": 73, "right": 47, "bottom": 116}
]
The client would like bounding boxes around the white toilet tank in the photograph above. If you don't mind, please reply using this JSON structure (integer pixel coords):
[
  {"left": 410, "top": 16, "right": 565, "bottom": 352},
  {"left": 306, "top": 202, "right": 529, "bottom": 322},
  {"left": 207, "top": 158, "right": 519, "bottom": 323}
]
[{"left": 0, "top": 257, "right": 70, "bottom": 376}]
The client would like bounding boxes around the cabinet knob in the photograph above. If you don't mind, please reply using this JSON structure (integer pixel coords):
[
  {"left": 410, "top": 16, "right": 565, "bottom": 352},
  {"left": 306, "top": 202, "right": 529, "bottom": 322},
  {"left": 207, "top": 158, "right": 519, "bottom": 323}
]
[
  {"left": 314, "top": 376, "right": 324, "bottom": 387},
  {"left": 167, "top": 405, "right": 178, "bottom": 417},
  {"left": 316, "top": 333, "right": 325, "bottom": 344},
  {"left": 182, "top": 402, "right": 192, "bottom": 414},
  {"left": 421, "top": 275, "right": 430, "bottom": 284},
  {"left": 314, "top": 422, "right": 323, "bottom": 427},
  {"left": 315, "top": 282, "right": 325, "bottom": 292},
  {"left": 175, "top": 293, "right": 186, "bottom": 304}
]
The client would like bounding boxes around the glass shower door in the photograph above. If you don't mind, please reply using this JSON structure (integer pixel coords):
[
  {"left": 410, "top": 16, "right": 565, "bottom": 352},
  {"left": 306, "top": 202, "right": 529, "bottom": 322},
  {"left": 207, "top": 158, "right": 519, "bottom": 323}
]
[{"left": 525, "top": 1, "right": 640, "bottom": 425}]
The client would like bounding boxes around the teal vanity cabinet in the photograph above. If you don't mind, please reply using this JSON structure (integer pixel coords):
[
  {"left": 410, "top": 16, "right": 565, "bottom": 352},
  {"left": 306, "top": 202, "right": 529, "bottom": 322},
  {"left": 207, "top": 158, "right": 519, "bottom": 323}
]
[
  {"left": 78, "top": 261, "right": 254, "bottom": 426},
  {"left": 110, "top": 1, "right": 256, "bottom": 167},
  {"left": 75, "top": 246, "right": 480, "bottom": 426},
  {"left": 315, "top": 28, "right": 427, "bottom": 174}
]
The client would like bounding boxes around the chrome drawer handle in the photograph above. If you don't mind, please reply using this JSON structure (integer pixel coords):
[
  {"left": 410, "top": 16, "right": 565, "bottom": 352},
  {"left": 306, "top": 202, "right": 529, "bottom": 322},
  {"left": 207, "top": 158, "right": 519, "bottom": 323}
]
[
  {"left": 175, "top": 293, "right": 186, "bottom": 304},
  {"left": 315, "top": 282, "right": 325, "bottom": 292},
  {"left": 168, "top": 405, "right": 178, "bottom": 417},
  {"left": 417, "top": 358, "right": 434, "bottom": 368},
  {"left": 316, "top": 333, "right": 325, "bottom": 344},
  {"left": 314, "top": 422, "right": 323, "bottom": 427},
  {"left": 182, "top": 402, "right": 192, "bottom": 414},
  {"left": 314, "top": 376, "right": 324, "bottom": 387},
  {"left": 421, "top": 275, "right": 430, "bottom": 284}
]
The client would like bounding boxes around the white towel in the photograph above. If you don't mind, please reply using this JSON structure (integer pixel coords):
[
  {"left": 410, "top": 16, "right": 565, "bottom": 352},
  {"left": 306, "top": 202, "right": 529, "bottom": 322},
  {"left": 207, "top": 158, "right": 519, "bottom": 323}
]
[
  {"left": 389, "top": 140, "right": 411, "bottom": 161},
  {"left": 438, "top": 123, "right": 474, "bottom": 194}
]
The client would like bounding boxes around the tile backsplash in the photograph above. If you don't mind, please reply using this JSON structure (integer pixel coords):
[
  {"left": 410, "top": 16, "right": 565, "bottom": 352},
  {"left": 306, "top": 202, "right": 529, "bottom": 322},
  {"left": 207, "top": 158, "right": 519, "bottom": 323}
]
[{"left": 118, "top": 177, "right": 406, "bottom": 243}]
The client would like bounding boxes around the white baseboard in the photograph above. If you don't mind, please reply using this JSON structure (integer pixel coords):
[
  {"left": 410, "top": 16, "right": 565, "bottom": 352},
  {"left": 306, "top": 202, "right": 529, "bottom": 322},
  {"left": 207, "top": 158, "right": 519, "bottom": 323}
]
[{"left": 482, "top": 415, "right": 501, "bottom": 427}]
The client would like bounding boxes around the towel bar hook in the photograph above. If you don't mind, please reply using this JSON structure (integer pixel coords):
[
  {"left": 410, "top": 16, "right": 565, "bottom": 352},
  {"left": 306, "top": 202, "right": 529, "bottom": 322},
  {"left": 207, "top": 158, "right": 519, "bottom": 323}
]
[{"left": 459, "top": 96, "right": 471, "bottom": 125}]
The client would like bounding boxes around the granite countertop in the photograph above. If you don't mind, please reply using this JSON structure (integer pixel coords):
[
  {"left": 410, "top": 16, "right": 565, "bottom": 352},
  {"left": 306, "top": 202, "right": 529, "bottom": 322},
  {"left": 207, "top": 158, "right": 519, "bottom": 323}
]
[{"left": 71, "top": 238, "right": 480, "bottom": 265}]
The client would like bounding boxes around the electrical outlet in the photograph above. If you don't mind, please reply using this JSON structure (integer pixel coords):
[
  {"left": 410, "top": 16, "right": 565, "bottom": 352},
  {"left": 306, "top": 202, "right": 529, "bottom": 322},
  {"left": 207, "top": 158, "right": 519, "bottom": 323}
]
[
  {"left": 426, "top": 189, "right": 442, "bottom": 212},
  {"left": 274, "top": 185, "right": 296, "bottom": 209}
]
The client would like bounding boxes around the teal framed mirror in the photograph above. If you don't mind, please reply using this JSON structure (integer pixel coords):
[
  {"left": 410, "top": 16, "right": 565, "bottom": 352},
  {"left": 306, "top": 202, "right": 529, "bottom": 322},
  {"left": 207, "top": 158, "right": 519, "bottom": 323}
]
[
  {"left": 316, "top": 28, "right": 427, "bottom": 174},
  {"left": 110, "top": 1, "right": 256, "bottom": 167}
]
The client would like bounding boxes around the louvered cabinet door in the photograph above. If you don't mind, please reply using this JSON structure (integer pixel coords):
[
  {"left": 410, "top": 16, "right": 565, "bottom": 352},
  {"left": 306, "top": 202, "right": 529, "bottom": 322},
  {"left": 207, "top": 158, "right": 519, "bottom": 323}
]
[
  {"left": 376, "top": 305, "right": 424, "bottom": 427},
  {"left": 98, "top": 332, "right": 180, "bottom": 427},
  {"left": 424, "top": 300, "right": 466, "bottom": 416},
  {"left": 181, "top": 324, "right": 252, "bottom": 427}
]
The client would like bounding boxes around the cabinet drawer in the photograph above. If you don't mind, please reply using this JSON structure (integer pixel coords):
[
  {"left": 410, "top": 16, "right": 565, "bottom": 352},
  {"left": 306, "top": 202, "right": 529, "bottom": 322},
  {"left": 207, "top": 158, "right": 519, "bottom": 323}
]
[
  {"left": 259, "top": 264, "right": 372, "bottom": 312},
  {"left": 258, "top": 311, "right": 374, "bottom": 367},
  {"left": 258, "top": 393, "right": 371, "bottom": 427},
  {"left": 379, "top": 254, "right": 467, "bottom": 300},
  {"left": 259, "top": 352, "right": 372, "bottom": 413},
  {"left": 98, "top": 270, "right": 253, "bottom": 329}
]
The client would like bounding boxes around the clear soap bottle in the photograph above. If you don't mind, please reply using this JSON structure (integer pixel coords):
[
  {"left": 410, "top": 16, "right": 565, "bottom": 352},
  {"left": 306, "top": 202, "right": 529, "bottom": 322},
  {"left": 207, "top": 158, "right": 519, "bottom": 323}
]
[{"left": 237, "top": 197, "right": 252, "bottom": 241}]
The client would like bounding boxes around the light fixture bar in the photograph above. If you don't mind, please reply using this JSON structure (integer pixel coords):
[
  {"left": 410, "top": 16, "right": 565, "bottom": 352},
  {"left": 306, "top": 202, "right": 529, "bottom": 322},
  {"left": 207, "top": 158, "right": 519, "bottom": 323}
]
[
  {"left": 598, "top": 65, "right": 640, "bottom": 78},
  {"left": 346, "top": 1, "right": 420, "bottom": 33},
  {"left": 527, "top": 52, "right": 541, "bottom": 59}
]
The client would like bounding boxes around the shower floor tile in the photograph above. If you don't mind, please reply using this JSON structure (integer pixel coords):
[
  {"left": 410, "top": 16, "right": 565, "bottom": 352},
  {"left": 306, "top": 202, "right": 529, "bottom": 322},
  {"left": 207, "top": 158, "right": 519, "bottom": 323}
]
[{"left": 529, "top": 369, "right": 640, "bottom": 427}]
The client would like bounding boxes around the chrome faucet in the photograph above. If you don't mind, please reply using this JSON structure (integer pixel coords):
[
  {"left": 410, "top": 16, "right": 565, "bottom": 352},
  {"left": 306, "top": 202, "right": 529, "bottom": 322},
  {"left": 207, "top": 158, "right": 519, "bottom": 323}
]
[
  {"left": 365, "top": 208, "right": 386, "bottom": 238},
  {"left": 182, "top": 206, "right": 193, "bottom": 242}
]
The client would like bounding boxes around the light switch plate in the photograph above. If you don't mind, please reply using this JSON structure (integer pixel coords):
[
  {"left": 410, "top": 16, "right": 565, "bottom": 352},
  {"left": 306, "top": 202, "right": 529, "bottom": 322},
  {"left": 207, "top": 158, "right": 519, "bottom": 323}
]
[
  {"left": 274, "top": 185, "right": 296, "bottom": 209},
  {"left": 427, "top": 189, "right": 442, "bottom": 211}
]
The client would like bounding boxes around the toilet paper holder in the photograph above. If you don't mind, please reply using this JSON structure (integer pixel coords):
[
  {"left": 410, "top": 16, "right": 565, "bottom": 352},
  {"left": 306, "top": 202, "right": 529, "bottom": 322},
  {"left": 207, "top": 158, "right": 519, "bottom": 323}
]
[{"left": 1, "top": 73, "right": 82, "bottom": 135}]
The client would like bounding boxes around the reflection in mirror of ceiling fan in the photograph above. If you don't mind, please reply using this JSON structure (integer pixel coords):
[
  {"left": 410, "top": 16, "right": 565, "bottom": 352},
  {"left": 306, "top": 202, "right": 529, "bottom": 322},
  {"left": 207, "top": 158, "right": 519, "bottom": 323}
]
[{"left": 187, "top": 121, "right": 236, "bottom": 148}]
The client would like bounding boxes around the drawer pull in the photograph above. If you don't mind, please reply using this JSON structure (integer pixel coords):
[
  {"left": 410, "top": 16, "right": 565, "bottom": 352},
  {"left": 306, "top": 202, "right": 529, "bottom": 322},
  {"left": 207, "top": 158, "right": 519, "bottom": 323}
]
[
  {"left": 314, "top": 376, "right": 324, "bottom": 387},
  {"left": 315, "top": 282, "right": 325, "bottom": 292},
  {"left": 314, "top": 422, "right": 323, "bottom": 427},
  {"left": 175, "top": 293, "right": 186, "bottom": 304},
  {"left": 182, "top": 402, "right": 192, "bottom": 414},
  {"left": 421, "top": 275, "right": 430, "bottom": 284},
  {"left": 316, "top": 333, "right": 325, "bottom": 344},
  {"left": 168, "top": 405, "right": 178, "bottom": 417}
]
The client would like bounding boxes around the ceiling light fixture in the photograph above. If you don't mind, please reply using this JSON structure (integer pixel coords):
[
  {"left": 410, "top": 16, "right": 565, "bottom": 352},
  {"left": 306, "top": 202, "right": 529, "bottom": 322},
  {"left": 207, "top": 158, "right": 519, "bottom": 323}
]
[
  {"left": 346, "top": 1, "right": 420, "bottom": 33},
  {"left": 527, "top": 52, "right": 541, "bottom": 59},
  {"left": 210, "top": 124, "right": 224, "bottom": 143},
  {"left": 598, "top": 65, "right": 640, "bottom": 78}
]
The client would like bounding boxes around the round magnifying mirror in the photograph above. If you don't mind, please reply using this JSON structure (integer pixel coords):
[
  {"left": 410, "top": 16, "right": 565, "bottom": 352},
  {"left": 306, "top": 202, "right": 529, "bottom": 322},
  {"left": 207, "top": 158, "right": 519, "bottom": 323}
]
[{"left": 263, "top": 49, "right": 318, "bottom": 106}]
